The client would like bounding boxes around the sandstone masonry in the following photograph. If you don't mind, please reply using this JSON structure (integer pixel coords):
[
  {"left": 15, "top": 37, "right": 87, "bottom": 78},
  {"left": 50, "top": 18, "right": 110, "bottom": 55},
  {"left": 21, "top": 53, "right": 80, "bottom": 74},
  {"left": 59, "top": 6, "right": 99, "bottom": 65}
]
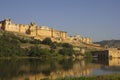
[{"left": 0, "top": 19, "right": 92, "bottom": 44}]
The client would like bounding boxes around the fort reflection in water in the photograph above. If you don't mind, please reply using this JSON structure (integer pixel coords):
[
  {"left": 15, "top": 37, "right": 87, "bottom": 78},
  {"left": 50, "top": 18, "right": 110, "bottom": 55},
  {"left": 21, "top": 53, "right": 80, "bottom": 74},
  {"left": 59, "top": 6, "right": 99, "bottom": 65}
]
[{"left": 0, "top": 58, "right": 120, "bottom": 80}]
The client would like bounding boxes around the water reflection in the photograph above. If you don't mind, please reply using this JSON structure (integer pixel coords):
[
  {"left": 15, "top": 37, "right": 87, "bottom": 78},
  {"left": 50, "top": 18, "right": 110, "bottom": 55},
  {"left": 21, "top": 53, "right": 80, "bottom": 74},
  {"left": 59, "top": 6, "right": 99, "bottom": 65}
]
[
  {"left": 92, "top": 58, "right": 120, "bottom": 75},
  {"left": 108, "top": 58, "right": 120, "bottom": 66},
  {"left": 0, "top": 58, "right": 120, "bottom": 80},
  {"left": 0, "top": 59, "right": 93, "bottom": 80},
  {"left": 103, "top": 58, "right": 120, "bottom": 72}
]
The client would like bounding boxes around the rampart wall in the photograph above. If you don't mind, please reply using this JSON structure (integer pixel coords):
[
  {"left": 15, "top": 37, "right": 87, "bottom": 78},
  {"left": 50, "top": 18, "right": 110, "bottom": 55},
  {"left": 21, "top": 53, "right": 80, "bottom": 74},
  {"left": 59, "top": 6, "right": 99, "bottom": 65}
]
[{"left": 0, "top": 19, "right": 92, "bottom": 44}]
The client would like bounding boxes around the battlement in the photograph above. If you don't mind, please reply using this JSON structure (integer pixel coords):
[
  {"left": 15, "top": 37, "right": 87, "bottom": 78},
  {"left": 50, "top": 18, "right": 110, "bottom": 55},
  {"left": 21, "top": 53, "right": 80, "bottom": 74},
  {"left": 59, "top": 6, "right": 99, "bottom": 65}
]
[{"left": 0, "top": 19, "right": 92, "bottom": 44}]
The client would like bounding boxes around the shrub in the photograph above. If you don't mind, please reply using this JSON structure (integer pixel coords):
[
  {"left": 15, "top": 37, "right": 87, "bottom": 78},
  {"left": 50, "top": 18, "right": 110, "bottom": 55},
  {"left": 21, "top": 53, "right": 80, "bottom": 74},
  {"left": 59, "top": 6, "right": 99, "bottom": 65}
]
[
  {"left": 42, "top": 37, "right": 52, "bottom": 45},
  {"left": 28, "top": 46, "right": 41, "bottom": 57},
  {"left": 0, "top": 34, "right": 26, "bottom": 57},
  {"left": 59, "top": 48, "right": 74, "bottom": 56},
  {"left": 50, "top": 42, "right": 57, "bottom": 49},
  {"left": 62, "top": 43, "right": 73, "bottom": 48},
  {"left": 28, "top": 46, "right": 50, "bottom": 57},
  {"left": 30, "top": 39, "right": 41, "bottom": 44},
  {"left": 19, "top": 38, "right": 29, "bottom": 43}
]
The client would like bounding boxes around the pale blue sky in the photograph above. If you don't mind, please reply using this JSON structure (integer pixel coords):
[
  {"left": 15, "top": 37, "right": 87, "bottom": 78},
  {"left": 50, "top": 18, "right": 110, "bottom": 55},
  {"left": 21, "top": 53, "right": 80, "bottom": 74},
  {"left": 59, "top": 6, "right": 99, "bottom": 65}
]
[{"left": 0, "top": 0, "right": 120, "bottom": 41}]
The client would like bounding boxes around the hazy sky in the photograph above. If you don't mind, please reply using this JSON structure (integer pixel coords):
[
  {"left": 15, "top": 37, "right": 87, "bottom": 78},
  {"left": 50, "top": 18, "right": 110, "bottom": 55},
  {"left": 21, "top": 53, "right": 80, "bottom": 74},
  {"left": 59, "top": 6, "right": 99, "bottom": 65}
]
[{"left": 0, "top": 0, "right": 120, "bottom": 41}]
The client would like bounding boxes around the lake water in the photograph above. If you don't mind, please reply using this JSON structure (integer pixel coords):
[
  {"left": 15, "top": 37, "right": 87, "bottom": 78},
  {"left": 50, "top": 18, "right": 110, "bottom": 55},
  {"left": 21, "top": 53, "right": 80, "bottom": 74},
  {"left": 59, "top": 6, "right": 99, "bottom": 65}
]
[{"left": 0, "top": 58, "right": 120, "bottom": 80}]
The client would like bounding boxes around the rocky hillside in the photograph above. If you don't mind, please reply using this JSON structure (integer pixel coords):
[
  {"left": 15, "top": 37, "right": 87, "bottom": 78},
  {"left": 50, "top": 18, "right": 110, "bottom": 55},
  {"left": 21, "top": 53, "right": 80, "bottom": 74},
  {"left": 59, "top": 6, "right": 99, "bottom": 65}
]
[{"left": 94, "top": 40, "right": 120, "bottom": 48}]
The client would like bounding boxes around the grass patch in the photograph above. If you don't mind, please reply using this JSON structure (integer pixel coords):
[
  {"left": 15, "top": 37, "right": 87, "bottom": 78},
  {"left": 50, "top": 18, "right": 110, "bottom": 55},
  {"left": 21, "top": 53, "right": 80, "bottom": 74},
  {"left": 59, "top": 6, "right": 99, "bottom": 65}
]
[{"left": 55, "top": 74, "right": 120, "bottom": 80}]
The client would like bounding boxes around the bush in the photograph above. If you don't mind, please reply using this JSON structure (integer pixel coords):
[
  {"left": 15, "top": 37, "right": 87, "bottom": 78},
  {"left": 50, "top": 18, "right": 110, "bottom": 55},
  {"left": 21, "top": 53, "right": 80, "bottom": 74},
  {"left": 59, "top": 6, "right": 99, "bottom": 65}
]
[
  {"left": 42, "top": 37, "right": 52, "bottom": 45},
  {"left": 59, "top": 48, "right": 74, "bottom": 56},
  {"left": 27, "top": 46, "right": 41, "bottom": 57},
  {"left": 50, "top": 42, "right": 57, "bottom": 49},
  {"left": 28, "top": 46, "right": 50, "bottom": 57},
  {"left": 0, "top": 33, "right": 27, "bottom": 57},
  {"left": 30, "top": 39, "right": 41, "bottom": 44},
  {"left": 19, "top": 38, "right": 29, "bottom": 43},
  {"left": 62, "top": 43, "right": 73, "bottom": 48}
]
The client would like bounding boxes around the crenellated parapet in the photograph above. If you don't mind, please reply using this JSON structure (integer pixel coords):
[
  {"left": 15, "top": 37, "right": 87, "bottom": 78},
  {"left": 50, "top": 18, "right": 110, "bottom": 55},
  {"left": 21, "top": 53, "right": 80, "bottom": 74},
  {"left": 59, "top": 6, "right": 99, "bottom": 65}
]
[
  {"left": 0, "top": 19, "right": 92, "bottom": 44},
  {"left": 0, "top": 19, "right": 67, "bottom": 41},
  {"left": 68, "top": 35, "right": 92, "bottom": 44}
]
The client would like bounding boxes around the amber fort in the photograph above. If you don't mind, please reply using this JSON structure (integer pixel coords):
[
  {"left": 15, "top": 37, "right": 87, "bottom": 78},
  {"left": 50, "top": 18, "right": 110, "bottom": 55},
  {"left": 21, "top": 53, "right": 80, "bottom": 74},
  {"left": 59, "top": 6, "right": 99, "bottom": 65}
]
[{"left": 0, "top": 19, "right": 92, "bottom": 44}]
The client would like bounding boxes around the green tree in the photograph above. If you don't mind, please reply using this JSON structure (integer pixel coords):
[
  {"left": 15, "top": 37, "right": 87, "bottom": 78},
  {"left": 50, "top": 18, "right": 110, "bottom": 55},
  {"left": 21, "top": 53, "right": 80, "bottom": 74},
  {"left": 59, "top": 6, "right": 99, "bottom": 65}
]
[
  {"left": 50, "top": 42, "right": 57, "bottom": 49},
  {"left": 42, "top": 37, "right": 52, "bottom": 45},
  {"left": 30, "top": 39, "right": 41, "bottom": 44},
  {"left": 62, "top": 43, "right": 73, "bottom": 48},
  {"left": 59, "top": 48, "right": 74, "bottom": 56},
  {"left": 28, "top": 46, "right": 50, "bottom": 57},
  {"left": 0, "top": 32, "right": 26, "bottom": 57}
]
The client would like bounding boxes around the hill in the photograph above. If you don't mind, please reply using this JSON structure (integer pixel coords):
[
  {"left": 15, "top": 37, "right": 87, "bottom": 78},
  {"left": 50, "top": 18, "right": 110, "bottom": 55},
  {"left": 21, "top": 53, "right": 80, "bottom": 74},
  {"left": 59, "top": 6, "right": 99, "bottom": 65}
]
[
  {"left": 0, "top": 31, "right": 77, "bottom": 57},
  {"left": 94, "top": 40, "right": 120, "bottom": 48}
]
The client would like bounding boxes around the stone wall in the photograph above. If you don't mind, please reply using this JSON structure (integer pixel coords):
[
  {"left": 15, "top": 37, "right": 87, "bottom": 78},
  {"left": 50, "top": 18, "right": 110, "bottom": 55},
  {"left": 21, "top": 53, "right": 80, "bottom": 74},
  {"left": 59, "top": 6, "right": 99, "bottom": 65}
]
[
  {"left": 0, "top": 19, "right": 92, "bottom": 44},
  {"left": 0, "top": 19, "right": 67, "bottom": 40},
  {"left": 108, "top": 48, "right": 120, "bottom": 58},
  {"left": 67, "top": 35, "right": 92, "bottom": 44}
]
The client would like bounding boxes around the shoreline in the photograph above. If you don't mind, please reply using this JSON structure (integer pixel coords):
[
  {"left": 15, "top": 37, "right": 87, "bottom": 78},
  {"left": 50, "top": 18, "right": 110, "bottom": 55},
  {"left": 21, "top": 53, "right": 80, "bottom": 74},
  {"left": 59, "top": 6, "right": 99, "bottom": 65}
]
[{"left": 56, "top": 74, "right": 120, "bottom": 80}]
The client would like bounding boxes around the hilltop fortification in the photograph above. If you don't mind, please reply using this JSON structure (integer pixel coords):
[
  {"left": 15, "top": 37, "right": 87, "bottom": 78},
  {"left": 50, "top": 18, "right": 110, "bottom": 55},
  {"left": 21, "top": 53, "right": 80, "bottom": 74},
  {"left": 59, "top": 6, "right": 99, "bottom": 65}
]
[{"left": 0, "top": 19, "right": 92, "bottom": 45}]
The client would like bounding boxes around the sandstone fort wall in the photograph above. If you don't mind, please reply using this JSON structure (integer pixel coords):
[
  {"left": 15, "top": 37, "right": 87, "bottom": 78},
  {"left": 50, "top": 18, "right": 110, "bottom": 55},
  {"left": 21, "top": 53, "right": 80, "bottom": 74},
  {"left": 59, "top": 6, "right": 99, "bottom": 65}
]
[{"left": 0, "top": 19, "right": 92, "bottom": 44}]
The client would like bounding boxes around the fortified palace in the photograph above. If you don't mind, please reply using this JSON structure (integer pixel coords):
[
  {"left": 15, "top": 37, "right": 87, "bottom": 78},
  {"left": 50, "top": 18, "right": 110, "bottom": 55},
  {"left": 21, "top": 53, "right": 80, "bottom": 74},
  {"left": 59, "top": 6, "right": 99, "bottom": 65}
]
[{"left": 0, "top": 19, "right": 92, "bottom": 45}]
